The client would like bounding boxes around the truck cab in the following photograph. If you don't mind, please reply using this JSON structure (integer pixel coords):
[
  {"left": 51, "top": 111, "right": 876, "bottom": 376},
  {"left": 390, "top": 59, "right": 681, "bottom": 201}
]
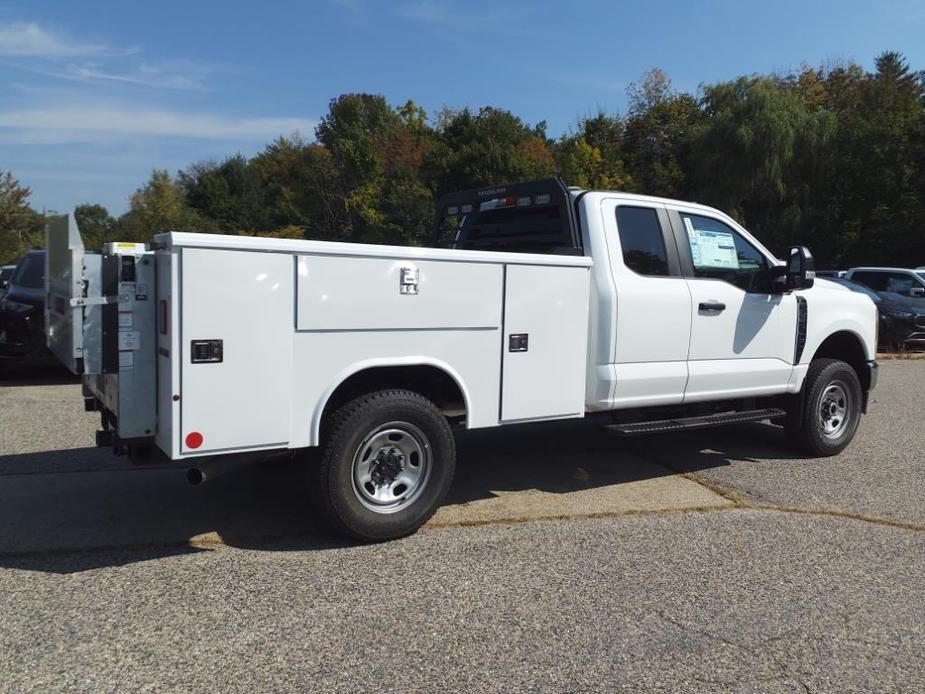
[
  {"left": 46, "top": 179, "right": 878, "bottom": 541},
  {"left": 577, "top": 190, "right": 876, "bottom": 412}
]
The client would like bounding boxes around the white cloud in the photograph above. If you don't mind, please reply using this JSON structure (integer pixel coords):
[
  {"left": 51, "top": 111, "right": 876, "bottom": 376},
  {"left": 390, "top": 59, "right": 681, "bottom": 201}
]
[
  {"left": 0, "top": 22, "right": 133, "bottom": 58},
  {"left": 0, "top": 105, "right": 317, "bottom": 144},
  {"left": 16, "top": 59, "right": 222, "bottom": 91}
]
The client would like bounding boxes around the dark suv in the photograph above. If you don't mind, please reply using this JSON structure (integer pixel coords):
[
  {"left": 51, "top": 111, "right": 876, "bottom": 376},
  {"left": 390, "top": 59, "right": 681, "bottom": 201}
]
[{"left": 0, "top": 250, "right": 50, "bottom": 361}]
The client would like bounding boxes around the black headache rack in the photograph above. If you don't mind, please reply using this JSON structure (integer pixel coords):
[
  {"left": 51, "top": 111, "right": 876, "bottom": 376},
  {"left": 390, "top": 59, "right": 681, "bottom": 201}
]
[{"left": 431, "top": 177, "right": 582, "bottom": 255}]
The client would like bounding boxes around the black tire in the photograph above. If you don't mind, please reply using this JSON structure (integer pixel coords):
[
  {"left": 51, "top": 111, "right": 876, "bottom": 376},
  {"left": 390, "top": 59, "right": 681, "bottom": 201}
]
[
  {"left": 790, "top": 358, "right": 862, "bottom": 457},
  {"left": 308, "top": 389, "right": 456, "bottom": 542}
]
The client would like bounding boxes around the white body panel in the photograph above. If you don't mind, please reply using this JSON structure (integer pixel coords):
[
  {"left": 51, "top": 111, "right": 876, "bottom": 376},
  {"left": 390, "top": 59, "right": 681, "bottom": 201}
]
[
  {"left": 599, "top": 198, "right": 692, "bottom": 407},
  {"left": 156, "top": 233, "right": 591, "bottom": 457},
  {"left": 296, "top": 255, "right": 502, "bottom": 331},
  {"left": 501, "top": 265, "right": 589, "bottom": 422},
  {"left": 180, "top": 248, "right": 293, "bottom": 454},
  {"left": 682, "top": 281, "right": 793, "bottom": 400},
  {"left": 291, "top": 331, "right": 501, "bottom": 448},
  {"left": 799, "top": 279, "right": 878, "bottom": 366}
]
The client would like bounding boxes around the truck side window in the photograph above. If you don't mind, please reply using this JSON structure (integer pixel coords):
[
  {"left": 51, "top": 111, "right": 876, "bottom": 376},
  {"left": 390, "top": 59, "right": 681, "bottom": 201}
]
[
  {"left": 614, "top": 206, "right": 669, "bottom": 276},
  {"left": 681, "top": 214, "right": 769, "bottom": 292}
]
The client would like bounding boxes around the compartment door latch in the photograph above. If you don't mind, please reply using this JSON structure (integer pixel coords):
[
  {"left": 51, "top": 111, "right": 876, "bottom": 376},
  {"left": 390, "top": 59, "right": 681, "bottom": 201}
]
[
  {"left": 508, "top": 334, "right": 529, "bottom": 352},
  {"left": 400, "top": 267, "right": 419, "bottom": 295},
  {"left": 191, "top": 339, "right": 223, "bottom": 364}
]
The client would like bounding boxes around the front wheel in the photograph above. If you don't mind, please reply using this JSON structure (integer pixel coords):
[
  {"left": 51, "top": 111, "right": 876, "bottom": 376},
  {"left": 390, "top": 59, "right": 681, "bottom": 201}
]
[
  {"left": 789, "top": 358, "right": 862, "bottom": 457},
  {"left": 308, "top": 389, "right": 456, "bottom": 541}
]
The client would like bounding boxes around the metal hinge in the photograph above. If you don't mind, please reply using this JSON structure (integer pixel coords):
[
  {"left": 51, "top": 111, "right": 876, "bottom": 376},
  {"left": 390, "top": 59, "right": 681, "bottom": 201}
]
[{"left": 69, "top": 296, "right": 118, "bottom": 307}]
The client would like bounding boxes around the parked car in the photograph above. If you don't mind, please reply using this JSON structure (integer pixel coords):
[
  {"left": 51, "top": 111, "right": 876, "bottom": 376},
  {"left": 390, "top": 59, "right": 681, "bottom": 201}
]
[
  {"left": 0, "top": 250, "right": 51, "bottom": 361},
  {"left": 828, "top": 277, "right": 925, "bottom": 351},
  {"left": 815, "top": 270, "right": 846, "bottom": 279},
  {"left": 846, "top": 267, "right": 925, "bottom": 299}
]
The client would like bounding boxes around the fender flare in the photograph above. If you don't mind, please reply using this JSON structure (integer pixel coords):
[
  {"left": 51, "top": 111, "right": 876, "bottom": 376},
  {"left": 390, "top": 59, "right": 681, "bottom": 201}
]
[{"left": 309, "top": 356, "right": 473, "bottom": 446}]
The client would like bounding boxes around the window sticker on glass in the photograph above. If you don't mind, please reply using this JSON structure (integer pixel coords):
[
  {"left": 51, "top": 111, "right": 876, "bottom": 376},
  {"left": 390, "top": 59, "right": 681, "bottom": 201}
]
[{"left": 684, "top": 217, "right": 739, "bottom": 270}]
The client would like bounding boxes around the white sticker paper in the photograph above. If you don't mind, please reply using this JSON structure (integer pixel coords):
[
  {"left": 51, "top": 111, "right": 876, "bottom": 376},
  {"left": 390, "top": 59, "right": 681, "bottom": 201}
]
[
  {"left": 685, "top": 218, "right": 738, "bottom": 270},
  {"left": 119, "top": 351, "right": 134, "bottom": 369},
  {"left": 118, "top": 312, "right": 133, "bottom": 329},
  {"left": 118, "top": 330, "right": 141, "bottom": 351}
]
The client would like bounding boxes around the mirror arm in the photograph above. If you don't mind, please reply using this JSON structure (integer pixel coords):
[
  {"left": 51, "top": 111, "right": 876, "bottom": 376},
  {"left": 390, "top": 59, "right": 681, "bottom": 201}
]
[{"left": 768, "top": 265, "right": 789, "bottom": 293}]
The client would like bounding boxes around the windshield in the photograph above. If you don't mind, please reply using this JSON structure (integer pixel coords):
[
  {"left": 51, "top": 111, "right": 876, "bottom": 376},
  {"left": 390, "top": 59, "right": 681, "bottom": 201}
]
[
  {"left": 918, "top": 272, "right": 925, "bottom": 283},
  {"left": 11, "top": 253, "right": 45, "bottom": 290}
]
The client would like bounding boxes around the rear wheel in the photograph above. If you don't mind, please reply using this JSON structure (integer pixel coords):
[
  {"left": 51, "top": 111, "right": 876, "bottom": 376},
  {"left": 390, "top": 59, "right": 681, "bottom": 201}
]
[
  {"left": 789, "top": 358, "right": 862, "bottom": 456},
  {"left": 309, "top": 389, "right": 456, "bottom": 541}
]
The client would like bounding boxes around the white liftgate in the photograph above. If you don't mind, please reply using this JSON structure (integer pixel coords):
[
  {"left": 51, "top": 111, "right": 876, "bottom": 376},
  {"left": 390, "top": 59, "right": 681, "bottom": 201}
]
[{"left": 45, "top": 216, "right": 157, "bottom": 441}]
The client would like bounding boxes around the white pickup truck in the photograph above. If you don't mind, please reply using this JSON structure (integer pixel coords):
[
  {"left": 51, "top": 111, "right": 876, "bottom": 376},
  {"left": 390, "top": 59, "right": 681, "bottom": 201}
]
[{"left": 46, "top": 178, "right": 878, "bottom": 540}]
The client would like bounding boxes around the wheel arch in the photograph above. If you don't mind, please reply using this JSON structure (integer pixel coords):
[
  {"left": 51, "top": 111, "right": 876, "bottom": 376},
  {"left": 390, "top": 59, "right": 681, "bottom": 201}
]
[
  {"left": 310, "top": 358, "right": 471, "bottom": 446},
  {"left": 808, "top": 330, "right": 871, "bottom": 391}
]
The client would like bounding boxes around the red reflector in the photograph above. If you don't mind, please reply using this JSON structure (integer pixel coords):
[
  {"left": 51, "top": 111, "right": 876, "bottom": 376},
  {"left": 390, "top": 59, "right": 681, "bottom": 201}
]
[
  {"left": 185, "top": 432, "right": 203, "bottom": 449},
  {"left": 499, "top": 196, "right": 516, "bottom": 207}
]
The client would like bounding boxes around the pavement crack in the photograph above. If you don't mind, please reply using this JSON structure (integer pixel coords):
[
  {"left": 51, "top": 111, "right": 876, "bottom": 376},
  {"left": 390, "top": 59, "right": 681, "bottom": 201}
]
[{"left": 632, "top": 445, "right": 925, "bottom": 534}]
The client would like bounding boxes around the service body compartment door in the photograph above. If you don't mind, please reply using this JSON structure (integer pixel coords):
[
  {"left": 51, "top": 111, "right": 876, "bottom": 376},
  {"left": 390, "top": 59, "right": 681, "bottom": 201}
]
[
  {"left": 501, "top": 264, "right": 590, "bottom": 422},
  {"left": 180, "top": 248, "right": 293, "bottom": 454}
]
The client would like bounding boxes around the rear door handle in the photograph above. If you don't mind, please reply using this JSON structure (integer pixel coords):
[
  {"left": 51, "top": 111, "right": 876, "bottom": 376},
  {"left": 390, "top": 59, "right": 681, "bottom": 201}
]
[{"left": 699, "top": 301, "right": 726, "bottom": 312}]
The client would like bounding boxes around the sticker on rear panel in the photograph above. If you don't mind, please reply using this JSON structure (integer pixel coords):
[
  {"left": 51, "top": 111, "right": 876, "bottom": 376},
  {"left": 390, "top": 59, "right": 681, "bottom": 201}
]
[
  {"left": 118, "top": 330, "right": 141, "bottom": 351},
  {"left": 118, "top": 312, "right": 133, "bottom": 328},
  {"left": 119, "top": 351, "right": 134, "bottom": 369}
]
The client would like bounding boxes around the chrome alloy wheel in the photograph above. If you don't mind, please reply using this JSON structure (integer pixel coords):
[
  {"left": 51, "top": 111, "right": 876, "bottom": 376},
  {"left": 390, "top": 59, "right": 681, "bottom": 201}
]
[
  {"left": 352, "top": 422, "right": 432, "bottom": 513},
  {"left": 819, "top": 381, "right": 851, "bottom": 439}
]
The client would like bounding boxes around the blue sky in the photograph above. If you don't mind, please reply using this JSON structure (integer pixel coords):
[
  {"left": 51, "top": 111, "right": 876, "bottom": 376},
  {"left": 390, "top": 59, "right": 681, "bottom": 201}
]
[{"left": 2, "top": 0, "right": 924, "bottom": 215}]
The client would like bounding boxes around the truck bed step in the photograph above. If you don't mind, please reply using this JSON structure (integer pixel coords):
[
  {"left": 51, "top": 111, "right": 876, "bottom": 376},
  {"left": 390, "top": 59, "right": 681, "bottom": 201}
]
[{"left": 605, "top": 408, "right": 787, "bottom": 436}]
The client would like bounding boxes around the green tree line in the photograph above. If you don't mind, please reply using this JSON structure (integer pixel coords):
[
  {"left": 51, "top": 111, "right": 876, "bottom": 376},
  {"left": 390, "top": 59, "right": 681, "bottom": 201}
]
[{"left": 2, "top": 51, "right": 924, "bottom": 268}]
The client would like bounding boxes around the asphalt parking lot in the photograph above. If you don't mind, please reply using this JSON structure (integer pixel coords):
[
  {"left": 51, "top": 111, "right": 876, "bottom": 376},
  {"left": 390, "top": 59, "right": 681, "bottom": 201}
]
[{"left": 0, "top": 361, "right": 923, "bottom": 692}]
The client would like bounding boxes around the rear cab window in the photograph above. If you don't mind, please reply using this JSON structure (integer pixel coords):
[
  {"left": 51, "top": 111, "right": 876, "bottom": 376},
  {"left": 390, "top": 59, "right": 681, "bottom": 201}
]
[
  {"left": 614, "top": 206, "right": 669, "bottom": 276},
  {"left": 433, "top": 178, "right": 581, "bottom": 255}
]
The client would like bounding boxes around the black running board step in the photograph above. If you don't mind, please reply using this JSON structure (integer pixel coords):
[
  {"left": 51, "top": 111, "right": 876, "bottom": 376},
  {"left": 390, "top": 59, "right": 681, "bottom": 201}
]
[{"left": 606, "top": 408, "right": 787, "bottom": 436}]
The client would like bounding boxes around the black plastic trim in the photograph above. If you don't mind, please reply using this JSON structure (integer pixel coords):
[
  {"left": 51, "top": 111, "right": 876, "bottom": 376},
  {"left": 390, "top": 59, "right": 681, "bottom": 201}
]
[
  {"left": 606, "top": 407, "right": 787, "bottom": 436},
  {"left": 794, "top": 296, "right": 808, "bottom": 363}
]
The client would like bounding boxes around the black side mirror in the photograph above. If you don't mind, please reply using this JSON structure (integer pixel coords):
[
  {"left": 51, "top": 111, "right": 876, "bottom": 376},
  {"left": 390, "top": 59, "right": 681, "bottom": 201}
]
[{"left": 787, "top": 246, "right": 815, "bottom": 290}]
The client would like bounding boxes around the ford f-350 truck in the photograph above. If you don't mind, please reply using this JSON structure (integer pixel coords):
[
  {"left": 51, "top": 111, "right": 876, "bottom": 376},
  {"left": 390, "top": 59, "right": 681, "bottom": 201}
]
[{"left": 46, "top": 178, "right": 878, "bottom": 541}]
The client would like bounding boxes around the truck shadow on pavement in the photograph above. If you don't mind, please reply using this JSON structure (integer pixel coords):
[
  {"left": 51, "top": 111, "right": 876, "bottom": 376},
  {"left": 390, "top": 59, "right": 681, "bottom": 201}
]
[{"left": 0, "top": 418, "right": 805, "bottom": 574}]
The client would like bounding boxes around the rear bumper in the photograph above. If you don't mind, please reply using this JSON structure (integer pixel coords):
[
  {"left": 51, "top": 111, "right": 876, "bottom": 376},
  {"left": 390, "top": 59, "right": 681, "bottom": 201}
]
[{"left": 0, "top": 309, "right": 46, "bottom": 359}]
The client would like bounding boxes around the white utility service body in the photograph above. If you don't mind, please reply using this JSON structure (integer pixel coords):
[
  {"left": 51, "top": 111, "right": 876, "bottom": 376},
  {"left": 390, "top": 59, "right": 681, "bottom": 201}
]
[
  {"left": 155, "top": 233, "right": 592, "bottom": 458},
  {"left": 47, "top": 178, "right": 878, "bottom": 540}
]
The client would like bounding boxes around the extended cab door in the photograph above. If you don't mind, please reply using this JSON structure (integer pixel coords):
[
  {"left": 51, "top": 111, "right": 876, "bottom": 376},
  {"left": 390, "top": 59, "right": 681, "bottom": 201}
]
[
  {"left": 601, "top": 199, "right": 692, "bottom": 407},
  {"left": 668, "top": 207, "right": 796, "bottom": 401}
]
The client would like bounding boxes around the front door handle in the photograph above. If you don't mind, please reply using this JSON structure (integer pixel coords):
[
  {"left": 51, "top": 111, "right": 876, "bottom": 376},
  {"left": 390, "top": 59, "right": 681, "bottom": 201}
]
[{"left": 699, "top": 301, "right": 726, "bottom": 312}]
